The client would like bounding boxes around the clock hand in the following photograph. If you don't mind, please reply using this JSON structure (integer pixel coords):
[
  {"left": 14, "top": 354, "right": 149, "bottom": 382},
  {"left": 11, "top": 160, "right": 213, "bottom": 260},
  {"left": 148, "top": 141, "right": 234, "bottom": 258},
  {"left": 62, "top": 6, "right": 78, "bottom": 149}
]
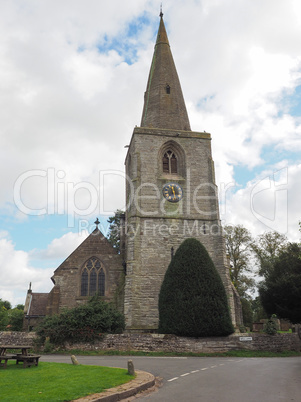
[{"left": 172, "top": 186, "right": 175, "bottom": 196}]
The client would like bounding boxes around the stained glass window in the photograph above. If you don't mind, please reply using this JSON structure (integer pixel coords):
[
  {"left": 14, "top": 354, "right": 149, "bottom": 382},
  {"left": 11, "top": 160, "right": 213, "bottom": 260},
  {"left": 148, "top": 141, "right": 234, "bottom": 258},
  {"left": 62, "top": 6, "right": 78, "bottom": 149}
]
[
  {"left": 80, "top": 258, "right": 105, "bottom": 297},
  {"left": 81, "top": 269, "right": 88, "bottom": 296},
  {"left": 98, "top": 268, "right": 105, "bottom": 297}
]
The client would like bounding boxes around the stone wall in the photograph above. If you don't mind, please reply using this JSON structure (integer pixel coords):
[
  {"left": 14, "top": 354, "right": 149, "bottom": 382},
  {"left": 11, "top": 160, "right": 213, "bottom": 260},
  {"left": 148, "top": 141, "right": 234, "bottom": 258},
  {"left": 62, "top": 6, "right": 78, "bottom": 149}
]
[
  {"left": 1, "top": 332, "right": 300, "bottom": 353},
  {"left": 65, "top": 333, "right": 301, "bottom": 353},
  {"left": 0, "top": 331, "right": 36, "bottom": 346}
]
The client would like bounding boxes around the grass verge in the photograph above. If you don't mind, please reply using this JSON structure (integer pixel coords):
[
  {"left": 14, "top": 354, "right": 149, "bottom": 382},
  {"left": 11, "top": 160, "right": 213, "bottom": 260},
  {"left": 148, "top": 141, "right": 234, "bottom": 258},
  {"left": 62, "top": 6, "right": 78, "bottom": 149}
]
[
  {"left": 49, "top": 349, "right": 301, "bottom": 358},
  {"left": 1, "top": 361, "right": 134, "bottom": 401}
]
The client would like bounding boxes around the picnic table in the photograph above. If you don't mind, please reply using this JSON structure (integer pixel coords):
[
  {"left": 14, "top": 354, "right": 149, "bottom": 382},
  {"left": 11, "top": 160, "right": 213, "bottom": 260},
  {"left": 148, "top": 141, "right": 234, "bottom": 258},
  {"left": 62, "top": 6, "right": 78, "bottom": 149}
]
[{"left": 0, "top": 345, "right": 41, "bottom": 369}]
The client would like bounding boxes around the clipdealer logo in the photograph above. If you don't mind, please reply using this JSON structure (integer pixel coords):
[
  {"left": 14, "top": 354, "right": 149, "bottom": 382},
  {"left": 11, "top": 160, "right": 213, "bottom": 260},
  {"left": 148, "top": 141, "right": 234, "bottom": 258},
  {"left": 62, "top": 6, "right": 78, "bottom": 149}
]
[{"left": 13, "top": 167, "right": 288, "bottom": 233}]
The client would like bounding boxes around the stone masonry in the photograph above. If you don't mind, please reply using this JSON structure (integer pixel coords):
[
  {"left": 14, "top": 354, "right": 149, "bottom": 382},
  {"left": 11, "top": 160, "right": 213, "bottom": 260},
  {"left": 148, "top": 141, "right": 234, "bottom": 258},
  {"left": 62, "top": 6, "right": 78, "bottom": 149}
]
[
  {"left": 2, "top": 332, "right": 300, "bottom": 353},
  {"left": 49, "top": 228, "right": 124, "bottom": 312},
  {"left": 123, "top": 14, "right": 242, "bottom": 331},
  {"left": 124, "top": 127, "right": 242, "bottom": 330}
]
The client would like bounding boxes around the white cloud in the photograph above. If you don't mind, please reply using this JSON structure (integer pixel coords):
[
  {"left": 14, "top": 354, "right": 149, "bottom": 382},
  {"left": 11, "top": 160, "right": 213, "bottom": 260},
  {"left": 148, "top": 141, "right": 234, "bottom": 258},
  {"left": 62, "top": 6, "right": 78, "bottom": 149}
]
[
  {"left": 30, "top": 230, "right": 89, "bottom": 260},
  {"left": 0, "top": 237, "right": 53, "bottom": 307},
  {"left": 1, "top": 0, "right": 301, "bottom": 305},
  {"left": 0, "top": 230, "right": 91, "bottom": 307},
  {"left": 221, "top": 163, "right": 301, "bottom": 241}
]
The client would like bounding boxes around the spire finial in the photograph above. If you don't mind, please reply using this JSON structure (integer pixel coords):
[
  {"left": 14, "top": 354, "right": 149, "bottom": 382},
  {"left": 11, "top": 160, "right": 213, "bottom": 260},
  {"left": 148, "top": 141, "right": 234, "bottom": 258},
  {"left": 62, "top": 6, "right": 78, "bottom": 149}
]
[
  {"left": 160, "top": 3, "right": 163, "bottom": 18},
  {"left": 94, "top": 217, "right": 100, "bottom": 228}
]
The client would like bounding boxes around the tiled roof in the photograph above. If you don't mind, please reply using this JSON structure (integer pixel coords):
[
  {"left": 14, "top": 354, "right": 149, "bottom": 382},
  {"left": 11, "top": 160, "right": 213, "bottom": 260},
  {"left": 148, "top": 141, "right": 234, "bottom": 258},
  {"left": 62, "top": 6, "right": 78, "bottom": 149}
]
[{"left": 27, "top": 293, "right": 48, "bottom": 316}]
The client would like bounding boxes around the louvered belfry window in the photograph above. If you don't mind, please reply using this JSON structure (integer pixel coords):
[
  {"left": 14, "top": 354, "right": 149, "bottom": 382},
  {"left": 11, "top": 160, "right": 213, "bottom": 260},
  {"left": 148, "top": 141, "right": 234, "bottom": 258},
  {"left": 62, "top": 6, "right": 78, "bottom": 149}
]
[
  {"left": 80, "top": 257, "right": 105, "bottom": 297},
  {"left": 163, "top": 150, "right": 177, "bottom": 174}
]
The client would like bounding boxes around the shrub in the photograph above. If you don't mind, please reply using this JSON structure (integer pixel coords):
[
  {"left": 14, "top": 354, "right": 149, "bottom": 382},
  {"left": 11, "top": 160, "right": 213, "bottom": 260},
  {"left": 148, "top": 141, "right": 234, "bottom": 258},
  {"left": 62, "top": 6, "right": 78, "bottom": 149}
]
[
  {"left": 158, "top": 238, "right": 234, "bottom": 337},
  {"left": 36, "top": 296, "right": 125, "bottom": 345},
  {"left": 263, "top": 315, "right": 278, "bottom": 335}
]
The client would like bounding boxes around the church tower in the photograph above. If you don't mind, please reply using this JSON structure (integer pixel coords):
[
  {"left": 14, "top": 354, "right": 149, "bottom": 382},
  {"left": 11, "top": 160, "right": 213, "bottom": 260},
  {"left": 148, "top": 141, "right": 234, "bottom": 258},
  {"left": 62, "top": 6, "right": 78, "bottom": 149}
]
[{"left": 124, "top": 12, "right": 242, "bottom": 331}]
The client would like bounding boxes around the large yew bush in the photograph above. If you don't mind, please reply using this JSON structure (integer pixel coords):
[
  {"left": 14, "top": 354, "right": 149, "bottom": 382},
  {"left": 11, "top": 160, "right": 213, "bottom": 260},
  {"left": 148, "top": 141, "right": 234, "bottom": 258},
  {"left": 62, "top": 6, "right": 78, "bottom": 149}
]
[{"left": 158, "top": 238, "right": 234, "bottom": 337}]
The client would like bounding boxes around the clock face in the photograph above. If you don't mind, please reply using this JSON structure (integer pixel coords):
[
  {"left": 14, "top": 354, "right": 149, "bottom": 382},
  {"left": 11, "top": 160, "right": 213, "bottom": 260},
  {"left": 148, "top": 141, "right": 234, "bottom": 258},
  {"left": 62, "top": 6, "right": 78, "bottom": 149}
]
[{"left": 162, "top": 183, "right": 183, "bottom": 203}]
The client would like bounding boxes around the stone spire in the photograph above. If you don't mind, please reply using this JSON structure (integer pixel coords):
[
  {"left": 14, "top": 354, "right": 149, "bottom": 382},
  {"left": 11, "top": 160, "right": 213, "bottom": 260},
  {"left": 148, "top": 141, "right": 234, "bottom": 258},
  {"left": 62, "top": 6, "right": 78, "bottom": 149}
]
[{"left": 140, "top": 12, "right": 191, "bottom": 131}]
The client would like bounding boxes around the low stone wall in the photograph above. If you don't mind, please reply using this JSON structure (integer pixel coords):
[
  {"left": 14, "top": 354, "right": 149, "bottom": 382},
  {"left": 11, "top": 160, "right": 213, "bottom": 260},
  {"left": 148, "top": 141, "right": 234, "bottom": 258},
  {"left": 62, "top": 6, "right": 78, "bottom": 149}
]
[
  {"left": 0, "top": 331, "right": 36, "bottom": 346},
  {"left": 1, "top": 332, "right": 300, "bottom": 353},
  {"left": 65, "top": 332, "right": 301, "bottom": 353}
]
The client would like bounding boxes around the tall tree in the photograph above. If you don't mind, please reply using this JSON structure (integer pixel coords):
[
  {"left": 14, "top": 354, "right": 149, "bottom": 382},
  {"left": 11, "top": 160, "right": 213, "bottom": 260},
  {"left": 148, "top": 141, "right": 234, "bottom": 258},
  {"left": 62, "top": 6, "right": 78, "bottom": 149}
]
[
  {"left": 252, "top": 296, "right": 268, "bottom": 322},
  {"left": 258, "top": 243, "right": 301, "bottom": 323},
  {"left": 107, "top": 210, "right": 125, "bottom": 253},
  {"left": 224, "top": 225, "right": 255, "bottom": 297},
  {"left": 251, "top": 231, "right": 288, "bottom": 278}
]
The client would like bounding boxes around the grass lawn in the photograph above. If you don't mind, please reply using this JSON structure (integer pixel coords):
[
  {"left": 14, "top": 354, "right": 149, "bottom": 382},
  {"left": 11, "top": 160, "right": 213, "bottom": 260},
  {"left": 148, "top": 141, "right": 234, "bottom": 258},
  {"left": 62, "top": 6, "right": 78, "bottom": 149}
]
[{"left": 0, "top": 361, "right": 135, "bottom": 401}]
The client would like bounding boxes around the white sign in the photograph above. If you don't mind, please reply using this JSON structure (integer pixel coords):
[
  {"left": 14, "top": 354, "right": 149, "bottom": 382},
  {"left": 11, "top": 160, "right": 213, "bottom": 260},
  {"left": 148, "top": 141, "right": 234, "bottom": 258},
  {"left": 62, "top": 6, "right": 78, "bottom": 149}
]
[{"left": 239, "top": 336, "right": 253, "bottom": 341}]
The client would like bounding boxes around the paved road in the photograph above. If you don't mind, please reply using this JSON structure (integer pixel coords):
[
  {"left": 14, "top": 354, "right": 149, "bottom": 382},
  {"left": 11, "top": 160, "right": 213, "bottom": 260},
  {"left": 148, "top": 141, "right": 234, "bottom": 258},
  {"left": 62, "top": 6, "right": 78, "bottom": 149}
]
[{"left": 41, "top": 355, "right": 301, "bottom": 401}]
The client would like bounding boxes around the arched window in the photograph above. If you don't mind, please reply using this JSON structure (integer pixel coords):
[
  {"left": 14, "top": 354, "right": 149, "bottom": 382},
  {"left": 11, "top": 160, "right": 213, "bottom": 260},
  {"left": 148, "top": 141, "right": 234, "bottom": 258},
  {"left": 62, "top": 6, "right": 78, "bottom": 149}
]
[
  {"left": 98, "top": 269, "right": 105, "bottom": 297},
  {"left": 90, "top": 268, "right": 97, "bottom": 295},
  {"left": 160, "top": 140, "right": 186, "bottom": 178},
  {"left": 80, "top": 257, "right": 106, "bottom": 297},
  {"left": 163, "top": 150, "right": 177, "bottom": 174},
  {"left": 81, "top": 269, "right": 88, "bottom": 296}
]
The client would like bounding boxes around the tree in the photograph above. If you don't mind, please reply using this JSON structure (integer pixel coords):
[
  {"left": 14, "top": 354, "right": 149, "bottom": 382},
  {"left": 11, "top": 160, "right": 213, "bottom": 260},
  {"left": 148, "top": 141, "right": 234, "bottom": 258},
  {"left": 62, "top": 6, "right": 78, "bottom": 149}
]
[
  {"left": 258, "top": 243, "right": 301, "bottom": 323},
  {"left": 252, "top": 296, "right": 268, "bottom": 323},
  {"left": 223, "top": 225, "right": 255, "bottom": 297},
  {"left": 0, "top": 303, "right": 9, "bottom": 331},
  {"left": 0, "top": 299, "right": 12, "bottom": 310},
  {"left": 0, "top": 299, "right": 12, "bottom": 330},
  {"left": 7, "top": 308, "right": 24, "bottom": 331},
  {"left": 252, "top": 231, "right": 288, "bottom": 278},
  {"left": 107, "top": 210, "right": 125, "bottom": 253},
  {"left": 158, "top": 238, "right": 234, "bottom": 337},
  {"left": 240, "top": 297, "right": 253, "bottom": 329}
]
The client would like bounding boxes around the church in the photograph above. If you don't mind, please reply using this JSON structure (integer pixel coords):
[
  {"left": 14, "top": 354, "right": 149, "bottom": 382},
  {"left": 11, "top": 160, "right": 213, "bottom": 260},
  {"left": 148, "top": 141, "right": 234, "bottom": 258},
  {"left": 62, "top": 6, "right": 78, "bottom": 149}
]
[{"left": 24, "top": 12, "right": 243, "bottom": 332}]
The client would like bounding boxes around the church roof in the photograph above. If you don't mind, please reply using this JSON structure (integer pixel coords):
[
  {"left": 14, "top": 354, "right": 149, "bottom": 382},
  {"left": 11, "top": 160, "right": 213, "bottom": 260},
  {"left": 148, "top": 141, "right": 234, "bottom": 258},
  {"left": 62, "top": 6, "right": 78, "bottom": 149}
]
[
  {"left": 26, "top": 293, "right": 48, "bottom": 317},
  {"left": 140, "top": 12, "right": 191, "bottom": 131}
]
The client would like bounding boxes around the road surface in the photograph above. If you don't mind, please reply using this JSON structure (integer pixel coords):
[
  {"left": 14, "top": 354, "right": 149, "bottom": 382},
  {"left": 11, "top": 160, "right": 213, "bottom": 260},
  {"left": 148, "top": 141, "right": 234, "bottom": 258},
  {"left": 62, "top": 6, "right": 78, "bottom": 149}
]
[{"left": 41, "top": 354, "right": 301, "bottom": 401}]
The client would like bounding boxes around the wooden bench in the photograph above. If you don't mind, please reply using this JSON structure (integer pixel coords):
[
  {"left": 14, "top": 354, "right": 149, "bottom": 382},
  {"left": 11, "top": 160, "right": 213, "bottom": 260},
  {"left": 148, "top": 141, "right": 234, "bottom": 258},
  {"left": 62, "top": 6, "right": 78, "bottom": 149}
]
[
  {"left": 15, "top": 354, "right": 41, "bottom": 368},
  {"left": 0, "top": 355, "right": 15, "bottom": 369}
]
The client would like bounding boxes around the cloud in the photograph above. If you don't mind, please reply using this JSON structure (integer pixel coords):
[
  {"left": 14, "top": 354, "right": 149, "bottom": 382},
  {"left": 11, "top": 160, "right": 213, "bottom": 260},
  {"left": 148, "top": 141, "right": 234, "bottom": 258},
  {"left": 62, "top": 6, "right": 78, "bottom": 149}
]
[
  {"left": 30, "top": 231, "right": 89, "bottom": 260},
  {"left": 0, "top": 230, "right": 91, "bottom": 307},
  {"left": 221, "top": 162, "right": 301, "bottom": 240},
  {"left": 0, "top": 237, "right": 53, "bottom": 307},
  {"left": 2, "top": 0, "right": 301, "bottom": 218},
  {"left": 1, "top": 0, "right": 301, "bottom": 305}
]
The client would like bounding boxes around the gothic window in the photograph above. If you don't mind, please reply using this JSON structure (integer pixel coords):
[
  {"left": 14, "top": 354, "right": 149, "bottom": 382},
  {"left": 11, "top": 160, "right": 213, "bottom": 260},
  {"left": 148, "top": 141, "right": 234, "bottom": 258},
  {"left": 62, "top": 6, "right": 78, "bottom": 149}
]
[
  {"left": 98, "top": 268, "right": 105, "bottom": 297},
  {"left": 160, "top": 140, "right": 185, "bottom": 177},
  {"left": 90, "top": 268, "right": 97, "bottom": 295},
  {"left": 163, "top": 150, "right": 177, "bottom": 174},
  {"left": 166, "top": 84, "right": 171, "bottom": 94},
  {"left": 81, "top": 269, "right": 88, "bottom": 296},
  {"left": 80, "top": 257, "right": 105, "bottom": 297}
]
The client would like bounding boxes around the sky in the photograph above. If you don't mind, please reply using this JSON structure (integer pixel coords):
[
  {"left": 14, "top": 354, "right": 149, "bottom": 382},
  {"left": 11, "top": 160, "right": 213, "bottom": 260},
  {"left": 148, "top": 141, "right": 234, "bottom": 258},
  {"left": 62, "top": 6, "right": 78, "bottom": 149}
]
[{"left": 1, "top": 0, "right": 301, "bottom": 307}]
